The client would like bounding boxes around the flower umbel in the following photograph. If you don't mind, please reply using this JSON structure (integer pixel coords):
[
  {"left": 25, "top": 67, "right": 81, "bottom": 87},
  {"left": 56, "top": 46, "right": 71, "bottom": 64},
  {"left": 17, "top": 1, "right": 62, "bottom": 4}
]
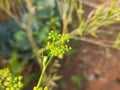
[
  {"left": 0, "top": 68, "right": 23, "bottom": 90},
  {"left": 46, "top": 31, "right": 71, "bottom": 56}
]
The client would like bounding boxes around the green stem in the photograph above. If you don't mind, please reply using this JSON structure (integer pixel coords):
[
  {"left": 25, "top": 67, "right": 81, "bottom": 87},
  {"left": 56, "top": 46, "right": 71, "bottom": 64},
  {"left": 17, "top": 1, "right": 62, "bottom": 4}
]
[{"left": 36, "top": 55, "right": 53, "bottom": 88}]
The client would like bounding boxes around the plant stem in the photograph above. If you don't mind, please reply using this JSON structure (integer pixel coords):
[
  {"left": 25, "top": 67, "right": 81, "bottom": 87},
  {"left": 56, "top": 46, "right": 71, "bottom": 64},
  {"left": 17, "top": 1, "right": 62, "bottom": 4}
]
[
  {"left": 62, "top": 0, "right": 75, "bottom": 34},
  {"left": 37, "top": 56, "right": 53, "bottom": 88},
  {"left": 72, "top": 36, "right": 116, "bottom": 49}
]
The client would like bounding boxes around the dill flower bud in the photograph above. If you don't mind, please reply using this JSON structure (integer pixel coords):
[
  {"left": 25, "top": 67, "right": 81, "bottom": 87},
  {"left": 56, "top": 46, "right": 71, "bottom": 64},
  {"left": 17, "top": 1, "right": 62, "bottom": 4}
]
[{"left": 46, "top": 31, "right": 71, "bottom": 56}]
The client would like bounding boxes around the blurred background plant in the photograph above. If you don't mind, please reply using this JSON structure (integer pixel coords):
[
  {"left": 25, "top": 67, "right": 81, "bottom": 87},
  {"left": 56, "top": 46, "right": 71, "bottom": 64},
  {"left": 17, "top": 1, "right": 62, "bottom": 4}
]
[
  {"left": 57, "top": 0, "right": 120, "bottom": 49},
  {"left": 0, "top": 0, "right": 60, "bottom": 60},
  {"left": 71, "top": 75, "right": 86, "bottom": 90}
]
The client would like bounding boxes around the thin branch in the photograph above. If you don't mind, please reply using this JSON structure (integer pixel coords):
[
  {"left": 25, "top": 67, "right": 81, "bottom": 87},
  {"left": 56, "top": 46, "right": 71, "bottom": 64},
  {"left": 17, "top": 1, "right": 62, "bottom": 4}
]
[
  {"left": 81, "top": 0, "right": 98, "bottom": 9},
  {"left": 72, "top": 36, "right": 118, "bottom": 49}
]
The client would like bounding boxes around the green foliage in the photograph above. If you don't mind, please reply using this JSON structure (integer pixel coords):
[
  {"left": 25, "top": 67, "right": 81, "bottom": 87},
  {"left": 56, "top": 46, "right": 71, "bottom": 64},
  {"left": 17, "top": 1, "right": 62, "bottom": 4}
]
[
  {"left": 34, "top": 0, "right": 55, "bottom": 19},
  {"left": 0, "top": 22, "right": 20, "bottom": 58},
  {"left": 71, "top": 75, "right": 86, "bottom": 89},
  {"left": 8, "top": 52, "right": 27, "bottom": 75},
  {"left": 43, "top": 60, "right": 62, "bottom": 89},
  {"left": 73, "top": 0, "right": 120, "bottom": 37},
  {"left": 0, "top": 68, "right": 23, "bottom": 90},
  {"left": 13, "top": 30, "right": 31, "bottom": 51}
]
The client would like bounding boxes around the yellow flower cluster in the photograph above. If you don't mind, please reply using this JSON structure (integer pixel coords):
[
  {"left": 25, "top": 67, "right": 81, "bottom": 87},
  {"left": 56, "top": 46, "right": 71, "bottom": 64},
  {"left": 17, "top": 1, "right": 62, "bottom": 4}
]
[
  {"left": 0, "top": 68, "right": 23, "bottom": 90},
  {"left": 46, "top": 31, "right": 71, "bottom": 56}
]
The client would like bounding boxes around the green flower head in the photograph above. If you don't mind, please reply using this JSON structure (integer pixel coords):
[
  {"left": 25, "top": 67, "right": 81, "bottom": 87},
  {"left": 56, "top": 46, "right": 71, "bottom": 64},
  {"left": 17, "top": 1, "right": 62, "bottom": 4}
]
[{"left": 46, "top": 31, "right": 71, "bottom": 56}]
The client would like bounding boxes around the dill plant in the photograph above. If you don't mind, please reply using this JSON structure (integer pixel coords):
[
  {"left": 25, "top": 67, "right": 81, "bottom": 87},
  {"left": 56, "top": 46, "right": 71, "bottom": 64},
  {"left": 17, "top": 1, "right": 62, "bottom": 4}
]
[
  {"left": 0, "top": 31, "right": 71, "bottom": 90},
  {"left": 34, "top": 31, "right": 71, "bottom": 90}
]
